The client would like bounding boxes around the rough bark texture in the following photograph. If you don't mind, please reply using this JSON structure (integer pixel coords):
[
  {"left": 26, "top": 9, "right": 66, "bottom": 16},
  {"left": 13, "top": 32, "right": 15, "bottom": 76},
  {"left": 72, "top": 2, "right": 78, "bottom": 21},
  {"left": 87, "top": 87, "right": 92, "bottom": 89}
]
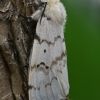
[{"left": 0, "top": 0, "right": 36, "bottom": 99}]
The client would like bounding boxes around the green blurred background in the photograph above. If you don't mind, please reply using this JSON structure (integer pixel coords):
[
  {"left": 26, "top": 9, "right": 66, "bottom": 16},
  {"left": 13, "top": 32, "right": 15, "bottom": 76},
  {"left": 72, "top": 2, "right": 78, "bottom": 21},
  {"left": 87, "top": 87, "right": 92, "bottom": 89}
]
[{"left": 62, "top": 0, "right": 100, "bottom": 100}]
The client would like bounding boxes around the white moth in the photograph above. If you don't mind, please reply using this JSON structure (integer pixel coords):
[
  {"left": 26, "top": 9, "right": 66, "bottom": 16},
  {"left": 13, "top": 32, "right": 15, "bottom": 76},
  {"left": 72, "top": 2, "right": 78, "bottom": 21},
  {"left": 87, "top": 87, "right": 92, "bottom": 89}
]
[{"left": 29, "top": 0, "right": 70, "bottom": 100}]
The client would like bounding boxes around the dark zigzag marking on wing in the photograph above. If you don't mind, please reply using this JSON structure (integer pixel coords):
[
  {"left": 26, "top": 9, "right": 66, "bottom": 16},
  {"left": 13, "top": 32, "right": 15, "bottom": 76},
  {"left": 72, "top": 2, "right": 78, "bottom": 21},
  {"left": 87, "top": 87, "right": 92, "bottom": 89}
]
[
  {"left": 40, "top": 35, "right": 61, "bottom": 45},
  {"left": 31, "top": 62, "right": 49, "bottom": 71},
  {"left": 30, "top": 51, "right": 66, "bottom": 73},
  {"left": 51, "top": 52, "right": 66, "bottom": 67},
  {"left": 34, "top": 34, "right": 64, "bottom": 45},
  {"left": 28, "top": 76, "right": 57, "bottom": 90},
  {"left": 28, "top": 85, "right": 40, "bottom": 90}
]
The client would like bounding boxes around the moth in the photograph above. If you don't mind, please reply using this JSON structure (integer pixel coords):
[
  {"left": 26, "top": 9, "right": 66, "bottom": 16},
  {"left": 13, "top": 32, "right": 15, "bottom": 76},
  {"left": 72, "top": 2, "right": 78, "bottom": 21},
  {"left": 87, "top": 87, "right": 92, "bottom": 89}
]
[{"left": 27, "top": 0, "right": 69, "bottom": 100}]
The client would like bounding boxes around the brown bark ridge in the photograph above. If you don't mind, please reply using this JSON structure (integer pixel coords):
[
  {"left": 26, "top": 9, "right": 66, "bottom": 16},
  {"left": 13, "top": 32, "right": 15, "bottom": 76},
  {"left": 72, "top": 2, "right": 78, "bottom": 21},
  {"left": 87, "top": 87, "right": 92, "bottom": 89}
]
[{"left": 0, "top": 0, "right": 36, "bottom": 100}]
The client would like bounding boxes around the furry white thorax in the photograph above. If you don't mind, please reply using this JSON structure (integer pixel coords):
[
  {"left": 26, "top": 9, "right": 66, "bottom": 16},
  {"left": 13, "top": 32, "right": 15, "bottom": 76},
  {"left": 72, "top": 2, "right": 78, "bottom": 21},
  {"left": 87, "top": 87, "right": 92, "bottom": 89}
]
[
  {"left": 45, "top": 1, "right": 66, "bottom": 24},
  {"left": 31, "top": 0, "right": 66, "bottom": 24}
]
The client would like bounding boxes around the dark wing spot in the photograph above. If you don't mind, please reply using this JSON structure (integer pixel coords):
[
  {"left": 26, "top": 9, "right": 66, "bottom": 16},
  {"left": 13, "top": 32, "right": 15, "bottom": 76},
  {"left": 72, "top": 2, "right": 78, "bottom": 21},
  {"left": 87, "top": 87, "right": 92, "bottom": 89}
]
[
  {"left": 37, "top": 62, "right": 45, "bottom": 68},
  {"left": 45, "top": 66, "right": 49, "bottom": 69},
  {"left": 40, "top": 62, "right": 45, "bottom": 65},
  {"left": 37, "top": 64, "right": 40, "bottom": 68},
  {"left": 47, "top": 17, "right": 51, "bottom": 20},
  {"left": 44, "top": 49, "right": 46, "bottom": 53}
]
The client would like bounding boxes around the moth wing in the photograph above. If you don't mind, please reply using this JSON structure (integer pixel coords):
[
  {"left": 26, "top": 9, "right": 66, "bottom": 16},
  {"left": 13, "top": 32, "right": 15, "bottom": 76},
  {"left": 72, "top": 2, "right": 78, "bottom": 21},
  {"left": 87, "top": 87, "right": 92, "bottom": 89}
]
[{"left": 29, "top": 17, "right": 69, "bottom": 100}]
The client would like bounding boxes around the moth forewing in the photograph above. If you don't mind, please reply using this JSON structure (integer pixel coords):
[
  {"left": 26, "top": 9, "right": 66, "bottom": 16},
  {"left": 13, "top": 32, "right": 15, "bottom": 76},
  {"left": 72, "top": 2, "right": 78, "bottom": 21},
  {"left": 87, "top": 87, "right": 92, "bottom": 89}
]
[{"left": 29, "top": 0, "right": 70, "bottom": 100}]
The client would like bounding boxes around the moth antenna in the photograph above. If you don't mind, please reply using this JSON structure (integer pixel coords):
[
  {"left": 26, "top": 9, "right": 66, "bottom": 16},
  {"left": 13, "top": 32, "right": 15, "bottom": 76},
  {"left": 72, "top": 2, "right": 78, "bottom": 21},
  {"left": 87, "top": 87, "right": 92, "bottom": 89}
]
[{"left": 40, "top": 2, "right": 47, "bottom": 24}]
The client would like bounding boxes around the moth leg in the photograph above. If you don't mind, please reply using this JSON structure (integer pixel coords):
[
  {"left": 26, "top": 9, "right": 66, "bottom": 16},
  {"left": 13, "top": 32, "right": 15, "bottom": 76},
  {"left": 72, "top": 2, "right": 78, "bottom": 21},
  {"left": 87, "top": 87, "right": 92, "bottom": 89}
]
[
  {"left": 19, "top": 14, "right": 32, "bottom": 22},
  {"left": 19, "top": 9, "right": 42, "bottom": 21},
  {"left": 30, "top": 9, "right": 42, "bottom": 20}
]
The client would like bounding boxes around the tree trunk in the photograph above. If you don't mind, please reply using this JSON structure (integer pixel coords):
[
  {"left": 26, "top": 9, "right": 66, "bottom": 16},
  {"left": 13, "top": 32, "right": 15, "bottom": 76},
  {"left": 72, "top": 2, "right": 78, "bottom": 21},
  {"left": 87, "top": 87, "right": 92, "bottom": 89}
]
[{"left": 0, "top": 0, "right": 36, "bottom": 99}]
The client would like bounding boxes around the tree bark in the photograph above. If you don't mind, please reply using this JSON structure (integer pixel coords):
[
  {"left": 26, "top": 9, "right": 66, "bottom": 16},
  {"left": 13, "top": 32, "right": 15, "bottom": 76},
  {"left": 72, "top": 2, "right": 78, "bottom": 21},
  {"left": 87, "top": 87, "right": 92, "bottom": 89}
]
[{"left": 0, "top": 0, "right": 36, "bottom": 99}]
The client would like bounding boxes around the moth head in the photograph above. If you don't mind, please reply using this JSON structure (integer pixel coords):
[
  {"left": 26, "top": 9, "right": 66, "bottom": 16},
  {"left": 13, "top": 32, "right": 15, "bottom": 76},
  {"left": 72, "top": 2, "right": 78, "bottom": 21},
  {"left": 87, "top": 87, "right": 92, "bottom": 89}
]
[{"left": 40, "top": 0, "right": 60, "bottom": 3}]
